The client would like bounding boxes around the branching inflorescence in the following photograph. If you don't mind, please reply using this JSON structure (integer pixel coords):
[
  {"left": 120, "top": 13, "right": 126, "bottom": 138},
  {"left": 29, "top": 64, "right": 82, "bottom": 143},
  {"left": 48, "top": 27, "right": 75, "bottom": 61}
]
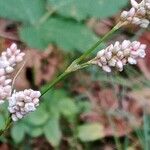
[{"left": 0, "top": 0, "right": 149, "bottom": 136}]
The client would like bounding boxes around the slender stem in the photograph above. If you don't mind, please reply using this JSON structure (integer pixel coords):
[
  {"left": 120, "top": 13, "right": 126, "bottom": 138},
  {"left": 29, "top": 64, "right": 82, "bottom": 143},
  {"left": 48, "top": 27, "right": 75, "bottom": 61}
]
[
  {"left": 38, "top": 0, "right": 75, "bottom": 25},
  {"left": 74, "top": 22, "right": 122, "bottom": 64},
  {"left": 0, "top": 21, "right": 124, "bottom": 136},
  {"left": 12, "top": 61, "right": 26, "bottom": 93},
  {"left": 41, "top": 71, "right": 69, "bottom": 97},
  {"left": 0, "top": 116, "right": 12, "bottom": 136},
  {"left": 41, "top": 22, "right": 123, "bottom": 97},
  {"left": 108, "top": 114, "right": 122, "bottom": 150},
  {"left": 143, "top": 109, "right": 149, "bottom": 150}
]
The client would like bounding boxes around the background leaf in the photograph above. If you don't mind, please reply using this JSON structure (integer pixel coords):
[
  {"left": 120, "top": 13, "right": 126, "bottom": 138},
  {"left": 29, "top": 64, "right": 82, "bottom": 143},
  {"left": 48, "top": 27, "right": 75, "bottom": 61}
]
[
  {"left": 0, "top": 0, "right": 45, "bottom": 24},
  {"left": 0, "top": 115, "right": 5, "bottom": 129},
  {"left": 20, "top": 18, "right": 98, "bottom": 51},
  {"left": 25, "top": 104, "right": 49, "bottom": 126},
  {"left": 26, "top": 126, "right": 43, "bottom": 138},
  {"left": 47, "top": 0, "right": 128, "bottom": 21},
  {"left": 11, "top": 122, "right": 26, "bottom": 143},
  {"left": 77, "top": 123, "right": 104, "bottom": 142},
  {"left": 59, "top": 98, "right": 78, "bottom": 118},
  {"left": 44, "top": 116, "right": 62, "bottom": 147}
]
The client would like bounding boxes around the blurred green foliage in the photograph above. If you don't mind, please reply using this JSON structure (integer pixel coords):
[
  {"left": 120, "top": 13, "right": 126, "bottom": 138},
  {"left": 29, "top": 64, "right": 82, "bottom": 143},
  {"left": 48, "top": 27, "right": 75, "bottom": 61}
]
[
  {"left": 9, "top": 89, "right": 91, "bottom": 147},
  {"left": 20, "top": 18, "right": 98, "bottom": 51},
  {"left": 47, "top": 0, "right": 127, "bottom": 21},
  {"left": 2, "top": 0, "right": 146, "bottom": 149},
  {"left": 0, "top": 0, "right": 127, "bottom": 52}
]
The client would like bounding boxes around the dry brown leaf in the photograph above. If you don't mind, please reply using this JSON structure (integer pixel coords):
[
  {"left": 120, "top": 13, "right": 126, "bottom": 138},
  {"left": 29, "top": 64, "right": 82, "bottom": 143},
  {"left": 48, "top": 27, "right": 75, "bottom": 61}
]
[
  {"left": 81, "top": 88, "right": 142, "bottom": 137},
  {"left": 0, "top": 19, "right": 19, "bottom": 40},
  {"left": 138, "top": 31, "right": 150, "bottom": 79},
  {"left": 128, "top": 88, "right": 150, "bottom": 114},
  {"left": 14, "top": 46, "right": 61, "bottom": 90},
  {"left": 87, "top": 18, "right": 113, "bottom": 36}
]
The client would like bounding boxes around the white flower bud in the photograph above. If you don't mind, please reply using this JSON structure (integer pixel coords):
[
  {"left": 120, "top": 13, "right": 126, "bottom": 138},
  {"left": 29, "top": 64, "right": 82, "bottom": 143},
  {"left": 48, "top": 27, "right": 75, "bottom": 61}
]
[
  {"left": 132, "top": 41, "right": 140, "bottom": 50},
  {"left": 121, "top": 11, "right": 128, "bottom": 18},
  {"left": 24, "top": 103, "right": 36, "bottom": 112},
  {"left": 0, "top": 100, "right": 4, "bottom": 104},
  {"left": 108, "top": 58, "right": 117, "bottom": 67},
  {"left": 16, "top": 112, "right": 23, "bottom": 119},
  {"left": 116, "top": 61, "right": 123, "bottom": 71},
  {"left": 102, "top": 66, "right": 111, "bottom": 72},
  {"left": 12, "top": 114, "right": 18, "bottom": 122},
  {"left": 10, "top": 43, "right": 17, "bottom": 50},
  {"left": 0, "top": 69, "right": 5, "bottom": 76},
  {"left": 97, "top": 49, "right": 105, "bottom": 58},
  {"left": 6, "top": 66, "right": 14, "bottom": 74},
  {"left": 128, "top": 8, "right": 136, "bottom": 17},
  {"left": 137, "top": 49, "right": 146, "bottom": 58},
  {"left": 128, "top": 57, "right": 137, "bottom": 64},
  {"left": 105, "top": 51, "right": 112, "bottom": 60},
  {"left": 117, "top": 51, "right": 124, "bottom": 59},
  {"left": 131, "top": 0, "right": 139, "bottom": 9},
  {"left": 121, "top": 40, "right": 131, "bottom": 49},
  {"left": 132, "top": 17, "right": 141, "bottom": 24}
]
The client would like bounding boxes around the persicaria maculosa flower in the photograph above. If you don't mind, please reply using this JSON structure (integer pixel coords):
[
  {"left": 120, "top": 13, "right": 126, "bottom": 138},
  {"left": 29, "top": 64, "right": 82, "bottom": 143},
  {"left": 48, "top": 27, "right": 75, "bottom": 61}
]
[
  {"left": 91, "top": 40, "right": 146, "bottom": 72},
  {"left": 8, "top": 89, "right": 41, "bottom": 121},
  {"left": 0, "top": 43, "right": 25, "bottom": 104},
  {"left": 120, "top": 0, "right": 150, "bottom": 28},
  {"left": 0, "top": 43, "right": 41, "bottom": 121}
]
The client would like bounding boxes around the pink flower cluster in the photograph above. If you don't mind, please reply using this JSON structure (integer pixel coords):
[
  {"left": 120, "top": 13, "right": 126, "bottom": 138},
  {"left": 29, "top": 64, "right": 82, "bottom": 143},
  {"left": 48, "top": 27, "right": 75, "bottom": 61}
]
[
  {"left": 92, "top": 40, "right": 146, "bottom": 72},
  {"left": 8, "top": 89, "right": 41, "bottom": 121},
  {"left": 121, "top": 0, "right": 150, "bottom": 28},
  {"left": 0, "top": 43, "right": 25, "bottom": 104},
  {"left": 0, "top": 43, "right": 41, "bottom": 121}
]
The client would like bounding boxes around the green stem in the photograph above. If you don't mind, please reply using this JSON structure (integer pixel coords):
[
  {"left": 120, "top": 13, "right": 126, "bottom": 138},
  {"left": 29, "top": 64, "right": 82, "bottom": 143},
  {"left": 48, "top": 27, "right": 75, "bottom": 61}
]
[
  {"left": 0, "top": 22, "right": 124, "bottom": 137},
  {"left": 41, "top": 22, "right": 123, "bottom": 97},
  {"left": 41, "top": 71, "right": 69, "bottom": 97},
  {"left": 0, "top": 116, "right": 12, "bottom": 136},
  {"left": 143, "top": 110, "right": 149, "bottom": 150},
  {"left": 74, "top": 22, "right": 122, "bottom": 64},
  {"left": 108, "top": 114, "right": 122, "bottom": 150}
]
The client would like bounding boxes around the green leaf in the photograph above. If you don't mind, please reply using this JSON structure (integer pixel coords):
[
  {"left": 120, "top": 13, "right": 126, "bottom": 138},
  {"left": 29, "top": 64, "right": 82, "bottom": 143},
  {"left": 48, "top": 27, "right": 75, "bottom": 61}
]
[
  {"left": 44, "top": 117, "right": 62, "bottom": 147},
  {"left": 20, "top": 18, "right": 98, "bottom": 51},
  {"left": 77, "top": 123, "right": 104, "bottom": 142},
  {"left": 11, "top": 122, "right": 26, "bottom": 143},
  {"left": 59, "top": 98, "right": 78, "bottom": 117},
  {"left": 0, "top": 0, "right": 45, "bottom": 24},
  {"left": 47, "top": 0, "right": 128, "bottom": 21},
  {"left": 77, "top": 101, "right": 91, "bottom": 113},
  {"left": 0, "top": 115, "right": 5, "bottom": 129},
  {"left": 42, "top": 90, "right": 67, "bottom": 114},
  {"left": 25, "top": 104, "right": 49, "bottom": 126},
  {"left": 27, "top": 126, "right": 43, "bottom": 138}
]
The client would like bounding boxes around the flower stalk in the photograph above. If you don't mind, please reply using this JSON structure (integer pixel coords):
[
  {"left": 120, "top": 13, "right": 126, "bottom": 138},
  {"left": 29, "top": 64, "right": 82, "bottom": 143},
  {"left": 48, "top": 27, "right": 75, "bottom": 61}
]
[
  {"left": 0, "top": 0, "right": 149, "bottom": 136},
  {"left": 41, "top": 22, "right": 123, "bottom": 97},
  {"left": 0, "top": 116, "right": 12, "bottom": 136}
]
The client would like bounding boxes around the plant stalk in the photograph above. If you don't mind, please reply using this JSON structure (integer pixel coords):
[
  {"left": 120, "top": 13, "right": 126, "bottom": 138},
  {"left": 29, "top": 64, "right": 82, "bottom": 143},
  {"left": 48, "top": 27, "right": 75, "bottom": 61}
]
[
  {"left": 41, "top": 22, "right": 123, "bottom": 96},
  {"left": 0, "top": 22, "right": 123, "bottom": 136},
  {"left": 0, "top": 116, "right": 12, "bottom": 136},
  {"left": 74, "top": 22, "right": 123, "bottom": 64},
  {"left": 41, "top": 71, "right": 69, "bottom": 97}
]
